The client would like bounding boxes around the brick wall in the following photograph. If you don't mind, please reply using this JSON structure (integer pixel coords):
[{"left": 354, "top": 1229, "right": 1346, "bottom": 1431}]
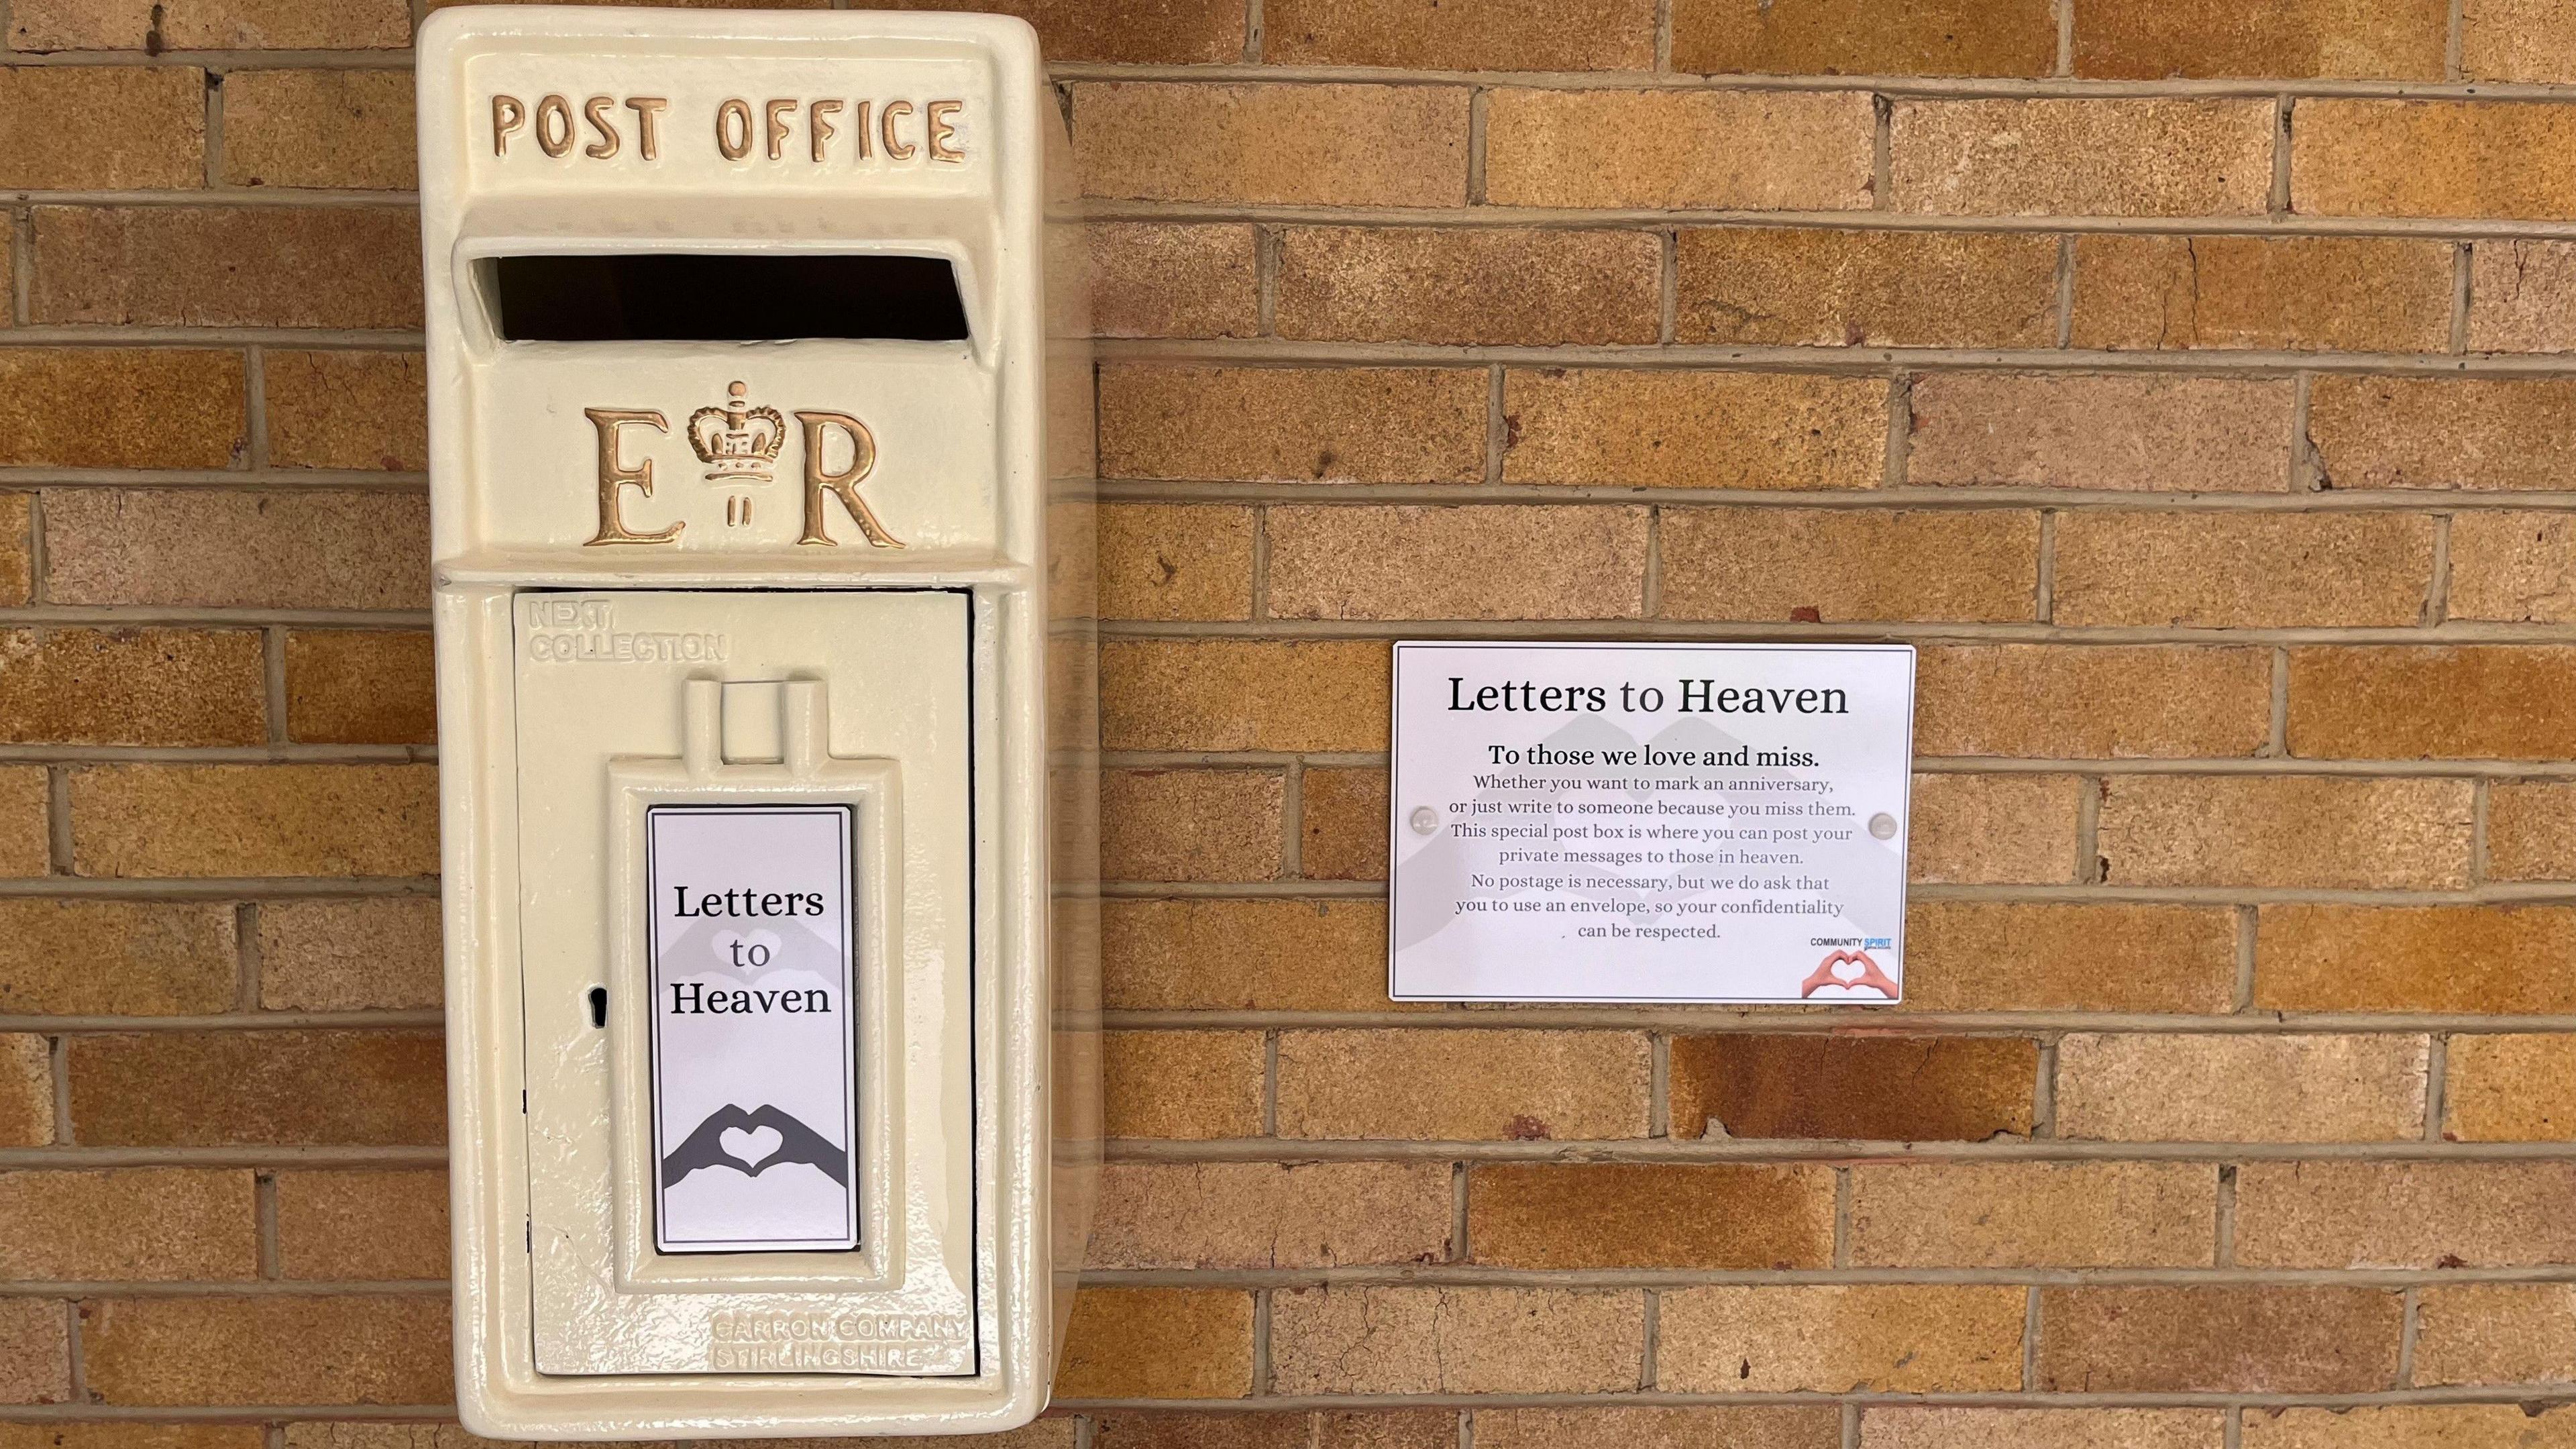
[{"left": 7, "top": 0, "right": 2576, "bottom": 1446}]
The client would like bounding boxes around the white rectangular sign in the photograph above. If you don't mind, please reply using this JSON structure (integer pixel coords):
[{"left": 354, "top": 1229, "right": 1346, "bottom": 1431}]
[
  {"left": 647, "top": 804, "right": 861, "bottom": 1253},
  {"left": 1389, "top": 642, "right": 1915, "bottom": 1004}
]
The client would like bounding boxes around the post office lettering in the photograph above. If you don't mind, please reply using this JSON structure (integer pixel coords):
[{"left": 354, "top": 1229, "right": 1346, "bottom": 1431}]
[{"left": 490, "top": 92, "right": 967, "bottom": 165}]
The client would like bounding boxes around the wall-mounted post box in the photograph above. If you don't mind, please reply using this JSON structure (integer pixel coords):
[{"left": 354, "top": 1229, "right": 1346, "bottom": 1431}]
[{"left": 416, "top": 9, "right": 1095, "bottom": 1436}]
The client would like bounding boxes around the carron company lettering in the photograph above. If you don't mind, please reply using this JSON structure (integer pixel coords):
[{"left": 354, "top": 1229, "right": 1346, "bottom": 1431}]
[{"left": 488, "top": 93, "right": 967, "bottom": 166}]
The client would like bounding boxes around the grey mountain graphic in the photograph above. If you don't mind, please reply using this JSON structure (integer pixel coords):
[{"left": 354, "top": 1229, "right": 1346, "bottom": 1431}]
[{"left": 661, "top": 1103, "right": 849, "bottom": 1186}]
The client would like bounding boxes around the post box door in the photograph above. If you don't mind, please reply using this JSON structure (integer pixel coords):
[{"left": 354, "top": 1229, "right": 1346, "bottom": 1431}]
[{"left": 511, "top": 588, "right": 977, "bottom": 1377}]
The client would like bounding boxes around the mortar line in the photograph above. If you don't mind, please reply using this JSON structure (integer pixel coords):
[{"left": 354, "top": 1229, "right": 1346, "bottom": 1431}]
[
  {"left": 2234, "top": 906, "right": 2258, "bottom": 1012},
  {"left": 2076, "top": 774, "right": 2101, "bottom": 885},
  {"left": 240, "top": 345, "right": 270, "bottom": 473},
  {"left": 1654, "top": 0, "right": 1672, "bottom": 72},
  {"left": 1073, "top": 1413, "right": 1095, "bottom": 1449},
  {"left": 1256, "top": 224, "right": 1281, "bottom": 337},
  {"left": 234, "top": 901, "right": 260, "bottom": 1013},
  {"left": 2471, "top": 777, "right": 2492, "bottom": 886},
  {"left": 2214, "top": 1163, "right": 2237, "bottom": 1267},
  {"left": 1642, "top": 506, "right": 1662, "bottom": 619},
  {"left": 11, "top": 205, "right": 31, "bottom": 327},
  {"left": 62, "top": 1297, "right": 83, "bottom": 1404},
  {"left": 1466, "top": 87, "right": 1490, "bottom": 205},
  {"left": 2445, "top": 0, "right": 2467, "bottom": 80},
  {"left": 48, "top": 1032, "right": 71, "bottom": 1144},
  {"left": 2451, "top": 241, "right": 2474, "bottom": 354},
  {"left": 1832, "top": 1167, "right": 1852, "bottom": 1269},
  {"left": 1242, "top": 0, "right": 1262, "bottom": 62},
  {"left": 2035, "top": 511, "right": 2055, "bottom": 623},
  {"left": 2021, "top": 1286, "right": 2043, "bottom": 1390},
  {"left": 2426, "top": 513, "right": 2453, "bottom": 626},
  {"left": 2268, "top": 647, "right": 2291, "bottom": 756},
  {"left": 1252, "top": 1287, "right": 1273, "bottom": 1396},
  {"left": 1095, "top": 335, "right": 2576, "bottom": 375},
  {"left": 1249, "top": 505, "right": 1271, "bottom": 621},
  {"left": 45, "top": 764, "right": 70, "bottom": 876},
  {"left": 1099, "top": 1138, "right": 2576, "bottom": 1167},
  {"left": 1641, "top": 1289, "right": 1660, "bottom": 1391},
  {"left": 2396, "top": 1286, "right": 2422, "bottom": 1385},
  {"left": 1648, "top": 1032, "right": 1671, "bottom": 1137},
  {"left": 1097, "top": 477, "right": 2576, "bottom": 514},
  {"left": 1485, "top": 364, "right": 1507, "bottom": 486},
  {"left": 262, "top": 625, "right": 289, "bottom": 745},
  {"left": 1281, "top": 759, "right": 1305, "bottom": 879},
  {"left": 2291, "top": 371, "right": 2318, "bottom": 490},
  {"left": 1880, "top": 373, "right": 1912, "bottom": 487},
  {"left": 1870, "top": 95, "right": 1893, "bottom": 209},
  {"left": 2422, "top": 1034, "right": 2450, "bottom": 1143},
  {"left": 19, "top": 488, "right": 40, "bottom": 608},
  {"left": 803, "top": 1005, "right": 2576, "bottom": 1033},
  {"left": 0, "top": 1146, "right": 448, "bottom": 1169},
  {"left": 1841, "top": 1403, "right": 1862, "bottom": 1449},
  {"left": 255, "top": 1169, "right": 280, "bottom": 1278},
  {"left": 1457, "top": 1407, "right": 1473, "bottom": 1449},
  {"left": 1262, "top": 1028, "right": 1281, "bottom": 1137},
  {"left": 1136, "top": 875, "right": 2576, "bottom": 903},
  {"left": 2224, "top": 1406, "right": 2244, "bottom": 1449},
  {"left": 203, "top": 65, "right": 225, "bottom": 189},
  {"left": 2053, "top": 235, "right": 2076, "bottom": 347},
  {"left": 0, "top": 743, "right": 428, "bottom": 764},
  {"left": 1658, "top": 228, "right": 1678, "bottom": 344},
  {"left": 2033, "top": 1039, "right": 2058, "bottom": 1138},
  {"left": 1450, "top": 1161, "right": 1469, "bottom": 1263}
]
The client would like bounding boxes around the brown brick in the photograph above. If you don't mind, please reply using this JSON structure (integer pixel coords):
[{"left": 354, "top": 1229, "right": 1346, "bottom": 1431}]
[
  {"left": 1099, "top": 366, "right": 1485, "bottom": 484},
  {"left": 68, "top": 1030, "right": 443, "bottom": 1146},
  {"left": 1095, "top": 1414, "right": 1443, "bottom": 1449},
  {"left": 1850, "top": 1163, "right": 2217, "bottom": 1267},
  {"left": 1669, "top": 1034, "right": 2036, "bottom": 1141},
  {"left": 1485, "top": 90, "right": 1875, "bottom": 209},
  {"left": 2055, "top": 1033, "right": 2426, "bottom": 1142},
  {"left": 2057, "top": 513, "right": 2434, "bottom": 627},
  {"left": 1903, "top": 902, "right": 2239, "bottom": 1013},
  {"left": 284, "top": 631, "right": 433, "bottom": 746},
  {"left": 2414, "top": 1285, "right": 2576, "bottom": 1386},
  {"left": 2258, "top": 905, "right": 2576, "bottom": 1014},
  {"left": 1100, "top": 769, "right": 1283, "bottom": 883},
  {"left": 0, "top": 769, "right": 46, "bottom": 879},
  {"left": 264, "top": 352, "right": 427, "bottom": 471},
  {"left": 1093, "top": 1161, "right": 1450, "bottom": 1269},
  {"left": 1485, "top": 1409, "right": 1838, "bottom": 1449},
  {"left": 1277, "top": 1028, "right": 1650, "bottom": 1140},
  {"left": 1103, "top": 898, "right": 1398, "bottom": 1012},
  {"left": 0, "top": 352, "right": 243, "bottom": 469},
  {"left": 1272, "top": 1286, "right": 1643, "bottom": 1394},
  {"left": 1864, "top": 1410, "right": 2223, "bottom": 1449},
  {"left": 46, "top": 490, "right": 427, "bottom": 611},
  {"left": 2035, "top": 1287, "right": 2400, "bottom": 1392},
  {"left": 2072, "top": 235, "right": 2452, "bottom": 352},
  {"left": 1892, "top": 99, "right": 2275, "bottom": 215},
  {"left": 80, "top": 1295, "right": 450, "bottom": 1405},
  {"left": 1908, "top": 373, "right": 2292, "bottom": 491},
  {"left": 13, "top": 0, "right": 409, "bottom": 49},
  {"left": 2099, "top": 776, "right": 2471, "bottom": 890},
  {"left": 1674, "top": 0, "right": 2051, "bottom": 76},
  {"left": 70, "top": 763, "right": 438, "bottom": 879},
  {"left": 0, "top": 901, "right": 236, "bottom": 1016},
  {"left": 1089, "top": 224, "right": 1257, "bottom": 340},
  {"left": 2076, "top": 0, "right": 2446, "bottom": 78},
  {"left": 1678, "top": 229, "right": 2057, "bottom": 347},
  {"left": 2451, "top": 514, "right": 2576, "bottom": 623},
  {"left": 879, "top": 0, "right": 1242, "bottom": 64},
  {"left": 0, "top": 1297, "right": 68, "bottom": 1402},
  {"left": 1501, "top": 370, "right": 1887, "bottom": 490},
  {"left": 1660, "top": 509, "right": 2039, "bottom": 623},
  {"left": 1269, "top": 504, "right": 1648, "bottom": 621},
  {"left": 257, "top": 898, "right": 441, "bottom": 1012},
  {"left": 2467, "top": 239, "right": 2576, "bottom": 350},
  {"left": 1909, "top": 773, "right": 2078, "bottom": 884},
  {"left": 2235, "top": 1161, "right": 2576, "bottom": 1268},
  {"left": 1097, "top": 504, "right": 1254, "bottom": 621},
  {"left": 1658, "top": 1285, "right": 2025, "bottom": 1393},
  {"left": 2298, "top": 100, "right": 2576, "bottom": 219},
  {"left": 1057, "top": 1287, "right": 1253, "bottom": 1399},
  {"left": 1468, "top": 1164, "right": 1833, "bottom": 1270},
  {"left": 1301, "top": 767, "right": 1385, "bottom": 882},
  {"left": 2247, "top": 1406, "right": 2576, "bottom": 1449},
  {"left": 1916, "top": 645, "right": 2272, "bottom": 759},
  {"left": 1279, "top": 227, "right": 1660, "bottom": 346},
  {"left": 0, "top": 1426, "right": 262, "bottom": 1449},
  {"left": 0, "top": 1034, "right": 52, "bottom": 1147},
  {"left": 0, "top": 628, "right": 264, "bottom": 747},
  {"left": 2463, "top": 0, "right": 2576, "bottom": 80},
  {"left": 2446, "top": 1034, "right": 2576, "bottom": 1140},
  {"left": 1104, "top": 1029, "right": 1265, "bottom": 1140},
  {"left": 0, "top": 68, "right": 203, "bottom": 189},
  {"left": 221, "top": 70, "right": 413, "bottom": 190},
  {"left": 1265, "top": 0, "right": 1652, "bottom": 67},
  {"left": 274, "top": 1171, "right": 448, "bottom": 1280},
  {"left": 32, "top": 207, "right": 419, "bottom": 329},
  {"left": 2309, "top": 378, "right": 2576, "bottom": 491},
  {"left": 2289, "top": 647, "right": 2576, "bottom": 759},
  {"left": 1074, "top": 84, "right": 1467, "bottom": 206},
  {"left": 0, "top": 1168, "right": 254, "bottom": 1280},
  {"left": 1103, "top": 640, "right": 1385, "bottom": 752}
]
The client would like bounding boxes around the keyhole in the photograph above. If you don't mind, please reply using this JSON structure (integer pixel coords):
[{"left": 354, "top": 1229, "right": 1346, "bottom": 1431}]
[{"left": 587, "top": 987, "right": 607, "bottom": 1028}]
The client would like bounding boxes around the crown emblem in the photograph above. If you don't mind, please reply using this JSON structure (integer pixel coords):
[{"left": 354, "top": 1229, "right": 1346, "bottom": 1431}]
[{"left": 687, "top": 381, "right": 786, "bottom": 484}]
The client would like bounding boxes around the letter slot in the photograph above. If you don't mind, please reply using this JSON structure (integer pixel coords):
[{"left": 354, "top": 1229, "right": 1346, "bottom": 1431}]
[{"left": 419, "top": 9, "right": 1096, "bottom": 1436}]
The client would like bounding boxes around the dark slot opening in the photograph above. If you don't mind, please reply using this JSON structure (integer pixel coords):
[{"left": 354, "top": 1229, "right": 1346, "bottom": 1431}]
[
  {"left": 588, "top": 986, "right": 608, "bottom": 1028},
  {"left": 490, "top": 253, "right": 969, "bottom": 343}
]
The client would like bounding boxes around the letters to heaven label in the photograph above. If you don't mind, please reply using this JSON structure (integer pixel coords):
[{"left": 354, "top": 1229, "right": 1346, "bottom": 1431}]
[
  {"left": 647, "top": 804, "right": 859, "bottom": 1253},
  {"left": 1389, "top": 642, "right": 1916, "bottom": 1004}
]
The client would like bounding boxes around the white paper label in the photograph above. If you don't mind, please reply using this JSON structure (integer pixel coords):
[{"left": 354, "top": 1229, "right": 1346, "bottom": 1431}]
[
  {"left": 647, "top": 804, "right": 860, "bottom": 1253},
  {"left": 1389, "top": 642, "right": 1915, "bottom": 1004}
]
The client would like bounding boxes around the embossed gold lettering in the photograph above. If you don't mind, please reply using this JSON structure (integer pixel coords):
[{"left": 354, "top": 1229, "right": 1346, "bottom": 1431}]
[
  {"left": 879, "top": 100, "right": 915, "bottom": 160},
  {"left": 926, "top": 100, "right": 964, "bottom": 162},
  {"left": 490, "top": 95, "right": 525, "bottom": 156},
  {"left": 534, "top": 94, "right": 574, "bottom": 158},
  {"left": 582, "top": 95, "right": 621, "bottom": 158},
  {"left": 585, "top": 409, "right": 682, "bottom": 547},
  {"left": 794, "top": 411, "right": 901, "bottom": 549},
  {"left": 809, "top": 99, "right": 842, "bottom": 162},
  {"left": 625, "top": 96, "right": 667, "bottom": 159},
  {"left": 715, "top": 98, "right": 753, "bottom": 160},
  {"left": 763, "top": 98, "right": 796, "bottom": 160}
]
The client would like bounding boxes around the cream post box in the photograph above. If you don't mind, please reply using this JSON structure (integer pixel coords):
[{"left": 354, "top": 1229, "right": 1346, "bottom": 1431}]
[{"left": 416, "top": 8, "right": 1096, "bottom": 1436}]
